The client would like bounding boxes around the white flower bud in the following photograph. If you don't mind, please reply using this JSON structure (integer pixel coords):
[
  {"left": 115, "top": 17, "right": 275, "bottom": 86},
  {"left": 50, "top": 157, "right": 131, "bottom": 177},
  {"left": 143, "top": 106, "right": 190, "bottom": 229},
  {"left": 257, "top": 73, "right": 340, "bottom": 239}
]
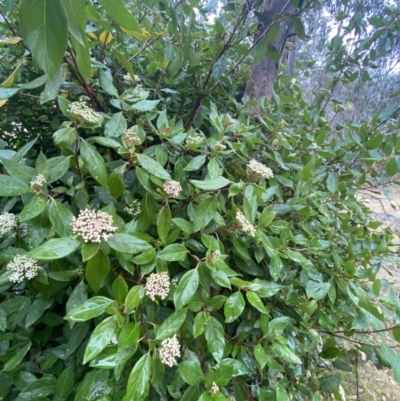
[
  {"left": 30, "top": 174, "right": 46, "bottom": 191},
  {"left": 210, "top": 381, "right": 219, "bottom": 395}
]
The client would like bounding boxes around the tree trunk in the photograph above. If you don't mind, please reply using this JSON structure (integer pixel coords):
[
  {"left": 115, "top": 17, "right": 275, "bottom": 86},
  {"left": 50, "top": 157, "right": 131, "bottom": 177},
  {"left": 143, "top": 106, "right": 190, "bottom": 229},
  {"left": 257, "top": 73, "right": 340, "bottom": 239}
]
[{"left": 245, "top": 0, "right": 296, "bottom": 100}]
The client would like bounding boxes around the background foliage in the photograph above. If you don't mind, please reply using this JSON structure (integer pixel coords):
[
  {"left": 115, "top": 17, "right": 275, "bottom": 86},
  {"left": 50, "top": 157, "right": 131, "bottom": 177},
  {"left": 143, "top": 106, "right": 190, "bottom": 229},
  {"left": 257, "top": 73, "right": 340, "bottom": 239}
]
[{"left": 1, "top": 0, "right": 400, "bottom": 400}]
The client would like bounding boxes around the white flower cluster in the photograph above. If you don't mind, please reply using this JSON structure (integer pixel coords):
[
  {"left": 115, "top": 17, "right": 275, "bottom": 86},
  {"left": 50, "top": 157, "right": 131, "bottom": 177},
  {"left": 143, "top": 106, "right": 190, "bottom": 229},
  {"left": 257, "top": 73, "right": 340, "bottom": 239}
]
[
  {"left": 210, "top": 381, "right": 219, "bottom": 395},
  {"left": 145, "top": 272, "right": 171, "bottom": 301},
  {"left": 122, "top": 127, "right": 142, "bottom": 147},
  {"left": 163, "top": 180, "right": 182, "bottom": 198},
  {"left": 123, "top": 73, "right": 140, "bottom": 84},
  {"left": 124, "top": 199, "right": 141, "bottom": 217},
  {"left": 159, "top": 335, "right": 180, "bottom": 367},
  {"left": 236, "top": 211, "right": 256, "bottom": 237},
  {"left": 223, "top": 114, "right": 235, "bottom": 127},
  {"left": 30, "top": 174, "right": 46, "bottom": 190},
  {"left": 247, "top": 159, "right": 274, "bottom": 180},
  {"left": 68, "top": 100, "right": 100, "bottom": 124},
  {"left": 215, "top": 141, "right": 226, "bottom": 151},
  {"left": 71, "top": 209, "right": 117, "bottom": 243},
  {"left": 186, "top": 135, "right": 204, "bottom": 146},
  {"left": 0, "top": 213, "right": 16, "bottom": 235},
  {"left": 133, "top": 85, "right": 143, "bottom": 97},
  {"left": 7, "top": 255, "right": 39, "bottom": 283},
  {"left": 210, "top": 250, "right": 222, "bottom": 263}
]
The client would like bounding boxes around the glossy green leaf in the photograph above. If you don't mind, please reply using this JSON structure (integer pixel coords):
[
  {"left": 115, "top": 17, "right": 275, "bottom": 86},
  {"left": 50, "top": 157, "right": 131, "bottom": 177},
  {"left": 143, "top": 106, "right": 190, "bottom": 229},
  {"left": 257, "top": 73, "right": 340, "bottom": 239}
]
[
  {"left": 20, "top": 0, "right": 68, "bottom": 78},
  {"left": 124, "top": 353, "right": 152, "bottom": 401},
  {"left": 156, "top": 309, "right": 187, "bottom": 340},
  {"left": 190, "top": 176, "right": 231, "bottom": 191},
  {"left": 65, "top": 296, "right": 113, "bottom": 322},
  {"left": 19, "top": 196, "right": 48, "bottom": 222},
  {"left": 179, "top": 360, "right": 205, "bottom": 385},
  {"left": 124, "top": 285, "right": 144, "bottom": 314},
  {"left": 112, "top": 276, "right": 128, "bottom": 304},
  {"left": 55, "top": 366, "right": 74, "bottom": 400},
  {"left": 205, "top": 317, "right": 225, "bottom": 362},
  {"left": 49, "top": 199, "right": 73, "bottom": 237},
  {"left": 174, "top": 269, "right": 199, "bottom": 310},
  {"left": 224, "top": 292, "right": 245, "bottom": 323},
  {"left": 137, "top": 154, "right": 171, "bottom": 180},
  {"left": 157, "top": 205, "right": 172, "bottom": 244},
  {"left": 27, "top": 237, "right": 81, "bottom": 260},
  {"left": 86, "top": 250, "right": 110, "bottom": 292},
  {"left": 0, "top": 175, "right": 30, "bottom": 196},
  {"left": 107, "top": 233, "right": 152, "bottom": 254},
  {"left": 158, "top": 244, "right": 187, "bottom": 261},
  {"left": 80, "top": 139, "right": 109, "bottom": 187}
]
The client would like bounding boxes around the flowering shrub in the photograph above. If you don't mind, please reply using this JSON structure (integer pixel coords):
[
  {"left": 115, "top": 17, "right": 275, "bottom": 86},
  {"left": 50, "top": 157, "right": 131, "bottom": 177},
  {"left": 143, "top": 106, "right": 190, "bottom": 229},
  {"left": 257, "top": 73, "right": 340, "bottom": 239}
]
[{"left": 0, "top": 1, "right": 400, "bottom": 401}]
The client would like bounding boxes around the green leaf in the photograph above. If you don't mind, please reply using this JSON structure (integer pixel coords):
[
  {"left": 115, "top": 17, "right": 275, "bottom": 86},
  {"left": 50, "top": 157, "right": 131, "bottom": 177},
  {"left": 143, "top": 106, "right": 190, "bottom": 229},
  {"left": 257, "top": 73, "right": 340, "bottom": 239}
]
[
  {"left": 18, "top": 377, "right": 56, "bottom": 399},
  {"left": 20, "top": 0, "right": 68, "bottom": 78},
  {"left": 254, "top": 344, "right": 267, "bottom": 369},
  {"left": 266, "top": 44, "right": 280, "bottom": 62},
  {"left": 81, "top": 242, "right": 99, "bottom": 262},
  {"left": 20, "top": 196, "right": 48, "bottom": 222},
  {"left": 105, "top": 112, "right": 127, "bottom": 137},
  {"left": 137, "top": 154, "right": 171, "bottom": 180},
  {"left": 293, "top": 17, "right": 306, "bottom": 40},
  {"left": 0, "top": 175, "right": 29, "bottom": 196},
  {"left": 327, "top": 172, "right": 338, "bottom": 193},
  {"left": 386, "top": 158, "right": 398, "bottom": 176},
  {"left": 40, "top": 65, "right": 67, "bottom": 104},
  {"left": 71, "top": 35, "right": 91, "bottom": 83},
  {"left": 379, "top": 343, "right": 400, "bottom": 384},
  {"left": 98, "top": 69, "right": 119, "bottom": 98},
  {"left": 276, "top": 384, "right": 290, "bottom": 401},
  {"left": 86, "top": 250, "right": 110, "bottom": 292},
  {"left": 107, "top": 233, "right": 152, "bottom": 254},
  {"left": 379, "top": 103, "right": 398, "bottom": 122},
  {"left": 113, "top": 48, "right": 136, "bottom": 79},
  {"left": 49, "top": 199, "right": 74, "bottom": 237},
  {"left": 65, "top": 296, "right": 113, "bottom": 322},
  {"left": 45, "top": 156, "right": 70, "bottom": 183},
  {"left": 83, "top": 316, "right": 117, "bottom": 363},
  {"left": 258, "top": 209, "right": 276, "bottom": 228},
  {"left": 0, "top": 157, "right": 35, "bottom": 183},
  {"left": 272, "top": 342, "right": 302, "bottom": 364},
  {"left": 27, "top": 237, "right": 81, "bottom": 260},
  {"left": 193, "top": 197, "right": 218, "bottom": 232},
  {"left": 174, "top": 269, "right": 199, "bottom": 310},
  {"left": 181, "top": 386, "right": 201, "bottom": 401},
  {"left": 214, "top": 362, "right": 233, "bottom": 386},
  {"left": 124, "top": 353, "right": 152, "bottom": 401},
  {"left": 205, "top": 317, "right": 225, "bottom": 362},
  {"left": 319, "top": 374, "right": 341, "bottom": 392},
  {"left": 184, "top": 155, "right": 207, "bottom": 171},
  {"left": 158, "top": 244, "right": 187, "bottom": 261},
  {"left": 131, "top": 99, "right": 161, "bottom": 112},
  {"left": 156, "top": 309, "right": 188, "bottom": 340},
  {"left": 80, "top": 139, "right": 109, "bottom": 187},
  {"left": 0, "top": 87, "right": 19, "bottom": 99},
  {"left": 190, "top": 176, "right": 231, "bottom": 190},
  {"left": 119, "top": 322, "right": 140, "bottom": 350},
  {"left": 173, "top": 218, "right": 193, "bottom": 234},
  {"left": 60, "top": 0, "right": 86, "bottom": 44},
  {"left": 97, "top": 0, "right": 142, "bottom": 32},
  {"left": 179, "top": 360, "right": 205, "bottom": 385},
  {"left": 211, "top": 56, "right": 227, "bottom": 81},
  {"left": 112, "top": 276, "right": 128, "bottom": 304},
  {"left": 55, "top": 366, "right": 74, "bottom": 400},
  {"left": 3, "top": 342, "right": 31, "bottom": 371},
  {"left": 157, "top": 205, "right": 172, "bottom": 244},
  {"left": 53, "top": 127, "right": 77, "bottom": 148},
  {"left": 224, "top": 291, "right": 245, "bottom": 323},
  {"left": 124, "top": 286, "right": 144, "bottom": 314},
  {"left": 246, "top": 291, "right": 268, "bottom": 314},
  {"left": 306, "top": 280, "right": 330, "bottom": 301}
]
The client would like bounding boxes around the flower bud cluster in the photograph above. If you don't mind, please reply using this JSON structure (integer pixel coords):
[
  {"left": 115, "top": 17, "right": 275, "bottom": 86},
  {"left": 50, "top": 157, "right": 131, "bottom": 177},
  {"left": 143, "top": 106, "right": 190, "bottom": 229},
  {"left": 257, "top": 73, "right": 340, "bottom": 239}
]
[
  {"left": 30, "top": 174, "right": 46, "bottom": 191},
  {"left": 186, "top": 135, "right": 204, "bottom": 146},
  {"left": 124, "top": 199, "right": 141, "bottom": 217},
  {"left": 223, "top": 114, "right": 235, "bottom": 127},
  {"left": 71, "top": 209, "right": 117, "bottom": 243},
  {"left": 163, "top": 180, "right": 182, "bottom": 198},
  {"left": 215, "top": 141, "right": 226, "bottom": 151},
  {"left": 122, "top": 127, "right": 142, "bottom": 148},
  {"left": 123, "top": 73, "right": 140, "bottom": 84},
  {"left": 68, "top": 100, "right": 100, "bottom": 124},
  {"left": 145, "top": 272, "right": 171, "bottom": 301},
  {"left": 247, "top": 159, "right": 274, "bottom": 180},
  {"left": 236, "top": 211, "right": 256, "bottom": 237},
  {"left": 210, "top": 382, "right": 219, "bottom": 395},
  {"left": 0, "top": 213, "right": 17, "bottom": 235},
  {"left": 110, "top": 335, "right": 118, "bottom": 345},
  {"left": 209, "top": 250, "right": 222, "bottom": 263},
  {"left": 7, "top": 255, "right": 39, "bottom": 283},
  {"left": 133, "top": 85, "right": 144, "bottom": 97},
  {"left": 159, "top": 335, "right": 180, "bottom": 367}
]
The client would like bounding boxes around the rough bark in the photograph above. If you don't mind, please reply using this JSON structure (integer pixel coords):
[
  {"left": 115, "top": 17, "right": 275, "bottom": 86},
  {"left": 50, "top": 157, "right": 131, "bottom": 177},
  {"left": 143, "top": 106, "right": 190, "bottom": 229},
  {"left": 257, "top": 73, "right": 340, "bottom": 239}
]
[{"left": 245, "top": 0, "right": 296, "bottom": 100}]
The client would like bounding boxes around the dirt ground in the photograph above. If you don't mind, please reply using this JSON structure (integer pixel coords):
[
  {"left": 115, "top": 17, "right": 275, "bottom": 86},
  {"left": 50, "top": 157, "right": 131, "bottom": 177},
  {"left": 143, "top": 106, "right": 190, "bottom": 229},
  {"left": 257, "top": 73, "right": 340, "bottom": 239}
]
[{"left": 334, "top": 185, "right": 400, "bottom": 400}]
